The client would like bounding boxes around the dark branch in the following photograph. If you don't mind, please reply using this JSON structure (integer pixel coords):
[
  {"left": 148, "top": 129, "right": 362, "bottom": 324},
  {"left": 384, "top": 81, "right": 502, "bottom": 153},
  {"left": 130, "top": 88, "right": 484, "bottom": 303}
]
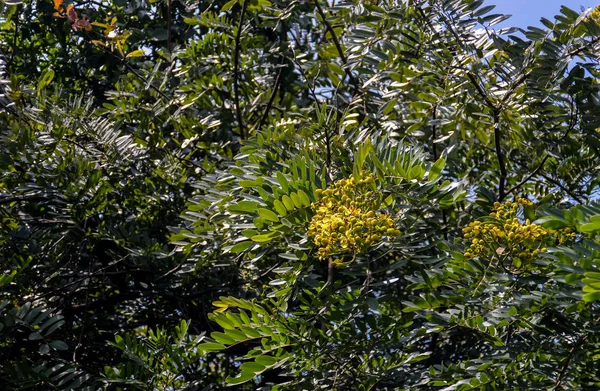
[
  {"left": 493, "top": 110, "right": 507, "bottom": 201},
  {"left": 505, "top": 155, "right": 549, "bottom": 198},
  {"left": 466, "top": 72, "right": 498, "bottom": 110},
  {"left": 567, "top": 37, "right": 600, "bottom": 58},
  {"left": 501, "top": 71, "right": 530, "bottom": 107},
  {"left": 257, "top": 61, "right": 285, "bottom": 131},
  {"left": 554, "top": 334, "right": 588, "bottom": 389}
]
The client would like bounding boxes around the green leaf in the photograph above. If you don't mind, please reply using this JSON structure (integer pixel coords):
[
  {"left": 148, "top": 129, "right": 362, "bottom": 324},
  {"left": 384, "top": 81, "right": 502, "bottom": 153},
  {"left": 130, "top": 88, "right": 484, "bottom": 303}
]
[
  {"left": 226, "top": 372, "right": 255, "bottom": 385},
  {"left": 126, "top": 49, "right": 145, "bottom": 59},
  {"left": 199, "top": 342, "right": 226, "bottom": 352},
  {"left": 37, "top": 68, "right": 55, "bottom": 96},
  {"left": 534, "top": 215, "right": 570, "bottom": 229},
  {"left": 241, "top": 327, "right": 261, "bottom": 338},
  {"left": 258, "top": 208, "right": 279, "bottom": 222},
  {"left": 584, "top": 272, "right": 600, "bottom": 281},
  {"left": 269, "top": 279, "right": 287, "bottom": 286},
  {"left": 273, "top": 200, "right": 287, "bottom": 216},
  {"left": 583, "top": 292, "right": 600, "bottom": 302},
  {"left": 327, "top": 62, "right": 345, "bottom": 77},
  {"left": 383, "top": 99, "right": 398, "bottom": 115},
  {"left": 225, "top": 329, "right": 248, "bottom": 341},
  {"left": 297, "top": 190, "right": 311, "bottom": 206},
  {"left": 276, "top": 172, "right": 289, "bottom": 193},
  {"left": 213, "top": 315, "right": 236, "bottom": 330},
  {"left": 252, "top": 231, "right": 280, "bottom": 243},
  {"left": 282, "top": 195, "right": 295, "bottom": 211},
  {"left": 228, "top": 201, "right": 260, "bottom": 215},
  {"left": 429, "top": 157, "right": 445, "bottom": 181},
  {"left": 565, "top": 273, "right": 581, "bottom": 284},
  {"left": 290, "top": 193, "right": 303, "bottom": 208},
  {"left": 221, "top": 0, "right": 238, "bottom": 11},
  {"left": 230, "top": 241, "right": 254, "bottom": 253},
  {"left": 211, "top": 332, "right": 236, "bottom": 345},
  {"left": 240, "top": 362, "right": 266, "bottom": 374},
  {"left": 41, "top": 317, "right": 65, "bottom": 336},
  {"left": 579, "top": 219, "right": 600, "bottom": 233},
  {"left": 255, "top": 355, "right": 279, "bottom": 366},
  {"left": 239, "top": 179, "right": 256, "bottom": 188},
  {"left": 29, "top": 332, "right": 43, "bottom": 340}
]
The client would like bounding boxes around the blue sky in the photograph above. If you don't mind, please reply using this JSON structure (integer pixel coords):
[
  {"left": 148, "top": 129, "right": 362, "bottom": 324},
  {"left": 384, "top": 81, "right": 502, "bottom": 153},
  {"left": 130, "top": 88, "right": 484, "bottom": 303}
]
[{"left": 487, "top": 0, "right": 594, "bottom": 29}]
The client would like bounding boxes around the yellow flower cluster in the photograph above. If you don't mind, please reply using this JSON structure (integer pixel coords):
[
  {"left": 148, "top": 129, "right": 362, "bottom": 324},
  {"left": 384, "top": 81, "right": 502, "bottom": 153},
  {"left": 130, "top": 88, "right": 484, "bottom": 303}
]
[
  {"left": 308, "top": 174, "right": 400, "bottom": 264},
  {"left": 463, "top": 197, "right": 574, "bottom": 268},
  {"left": 588, "top": 5, "right": 600, "bottom": 24}
]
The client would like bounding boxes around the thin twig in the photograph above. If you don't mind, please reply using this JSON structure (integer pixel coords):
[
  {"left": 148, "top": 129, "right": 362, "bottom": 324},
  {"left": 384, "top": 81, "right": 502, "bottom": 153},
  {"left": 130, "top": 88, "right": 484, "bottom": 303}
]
[
  {"left": 505, "top": 155, "right": 549, "bottom": 197},
  {"left": 314, "top": 0, "right": 360, "bottom": 91},
  {"left": 99, "top": 45, "right": 174, "bottom": 102},
  {"left": 257, "top": 59, "right": 285, "bottom": 130},
  {"left": 540, "top": 173, "right": 584, "bottom": 204},
  {"left": 201, "top": 0, "right": 216, "bottom": 13},
  {"left": 122, "top": 60, "right": 173, "bottom": 102},
  {"left": 506, "top": 98, "right": 578, "bottom": 197},
  {"left": 233, "top": 0, "right": 249, "bottom": 139},
  {"left": 501, "top": 71, "right": 530, "bottom": 107},
  {"left": 290, "top": 45, "right": 332, "bottom": 170},
  {"left": 466, "top": 72, "right": 498, "bottom": 110},
  {"left": 73, "top": 253, "right": 94, "bottom": 362},
  {"left": 493, "top": 110, "right": 507, "bottom": 201},
  {"left": 554, "top": 334, "right": 588, "bottom": 389},
  {"left": 291, "top": 44, "right": 319, "bottom": 103},
  {"left": 33, "top": 255, "right": 129, "bottom": 302},
  {"left": 567, "top": 36, "right": 600, "bottom": 58}
]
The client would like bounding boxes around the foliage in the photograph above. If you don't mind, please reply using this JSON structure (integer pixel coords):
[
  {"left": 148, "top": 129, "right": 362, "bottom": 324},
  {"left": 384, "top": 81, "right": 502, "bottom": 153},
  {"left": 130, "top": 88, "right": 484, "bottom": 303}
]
[{"left": 2, "top": 0, "right": 600, "bottom": 389}]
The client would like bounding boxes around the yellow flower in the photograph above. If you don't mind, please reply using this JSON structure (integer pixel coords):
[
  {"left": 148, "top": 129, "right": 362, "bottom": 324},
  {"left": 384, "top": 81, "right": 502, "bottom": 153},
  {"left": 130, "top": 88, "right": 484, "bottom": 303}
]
[
  {"left": 588, "top": 5, "right": 600, "bottom": 24},
  {"left": 462, "top": 197, "right": 575, "bottom": 268},
  {"left": 307, "top": 173, "right": 400, "bottom": 265}
]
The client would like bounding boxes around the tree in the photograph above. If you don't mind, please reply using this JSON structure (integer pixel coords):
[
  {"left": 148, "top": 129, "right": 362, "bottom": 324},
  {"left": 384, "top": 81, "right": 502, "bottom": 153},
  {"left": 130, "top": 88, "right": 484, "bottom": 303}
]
[{"left": 2, "top": 0, "right": 600, "bottom": 389}]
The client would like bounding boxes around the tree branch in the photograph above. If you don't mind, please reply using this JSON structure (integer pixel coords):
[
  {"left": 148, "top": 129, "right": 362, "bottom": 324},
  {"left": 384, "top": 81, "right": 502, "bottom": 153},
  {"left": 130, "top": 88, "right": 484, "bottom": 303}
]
[
  {"left": 466, "top": 72, "right": 498, "bottom": 110},
  {"left": 505, "top": 155, "right": 549, "bottom": 197},
  {"left": 493, "top": 110, "right": 507, "bottom": 201},
  {"left": 501, "top": 71, "right": 530, "bottom": 107},
  {"left": 540, "top": 173, "right": 585, "bottom": 204},
  {"left": 314, "top": 0, "right": 360, "bottom": 91},
  {"left": 567, "top": 36, "right": 600, "bottom": 58},
  {"left": 290, "top": 46, "right": 332, "bottom": 171},
  {"left": 554, "top": 334, "right": 588, "bottom": 389},
  {"left": 257, "top": 60, "right": 285, "bottom": 131}
]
